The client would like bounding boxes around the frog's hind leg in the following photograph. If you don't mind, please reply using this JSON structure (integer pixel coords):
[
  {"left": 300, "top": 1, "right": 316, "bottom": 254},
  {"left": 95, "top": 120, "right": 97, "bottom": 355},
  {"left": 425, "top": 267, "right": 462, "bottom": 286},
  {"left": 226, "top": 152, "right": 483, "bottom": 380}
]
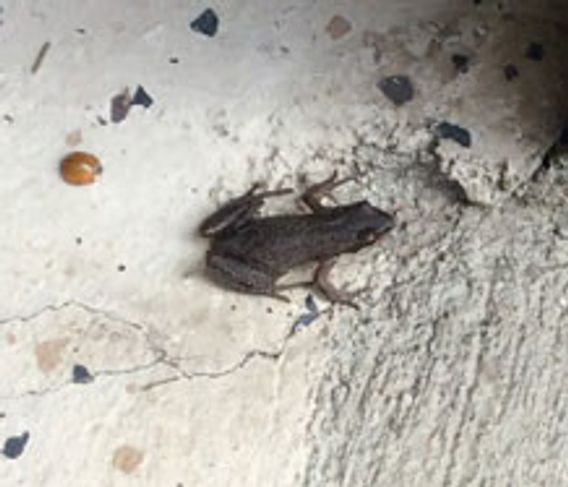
[
  {"left": 199, "top": 184, "right": 293, "bottom": 237},
  {"left": 254, "top": 187, "right": 294, "bottom": 200},
  {"left": 205, "top": 253, "right": 290, "bottom": 302},
  {"left": 301, "top": 171, "right": 355, "bottom": 213},
  {"left": 313, "top": 259, "right": 361, "bottom": 309}
]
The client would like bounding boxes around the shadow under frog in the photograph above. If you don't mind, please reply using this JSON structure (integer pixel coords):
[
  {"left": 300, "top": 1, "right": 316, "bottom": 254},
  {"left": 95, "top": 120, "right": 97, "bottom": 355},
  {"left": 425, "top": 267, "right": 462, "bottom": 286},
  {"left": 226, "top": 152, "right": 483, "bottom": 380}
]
[{"left": 198, "top": 172, "right": 395, "bottom": 308}]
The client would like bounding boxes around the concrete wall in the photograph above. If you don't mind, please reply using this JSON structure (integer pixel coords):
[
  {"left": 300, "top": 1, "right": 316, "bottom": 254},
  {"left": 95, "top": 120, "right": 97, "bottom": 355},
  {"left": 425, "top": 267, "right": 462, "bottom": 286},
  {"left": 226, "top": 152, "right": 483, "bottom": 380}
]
[{"left": 1, "top": 0, "right": 567, "bottom": 485}]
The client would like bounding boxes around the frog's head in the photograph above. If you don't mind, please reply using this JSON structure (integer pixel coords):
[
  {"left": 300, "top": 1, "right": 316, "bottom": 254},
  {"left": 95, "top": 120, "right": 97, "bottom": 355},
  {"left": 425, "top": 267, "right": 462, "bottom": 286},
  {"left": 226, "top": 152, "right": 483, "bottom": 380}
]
[{"left": 350, "top": 201, "right": 395, "bottom": 246}]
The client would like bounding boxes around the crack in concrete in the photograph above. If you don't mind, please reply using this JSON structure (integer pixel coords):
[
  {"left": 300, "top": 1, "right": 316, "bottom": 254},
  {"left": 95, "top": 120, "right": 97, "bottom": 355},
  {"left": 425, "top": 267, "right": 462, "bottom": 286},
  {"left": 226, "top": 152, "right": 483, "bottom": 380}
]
[
  {"left": 141, "top": 314, "right": 310, "bottom": 390},
  {"left": 0, "top": 300, "right": 298, "bottom": 400},
  {"left": 142, "top": 347, "right": 285, "bottom": 391}
]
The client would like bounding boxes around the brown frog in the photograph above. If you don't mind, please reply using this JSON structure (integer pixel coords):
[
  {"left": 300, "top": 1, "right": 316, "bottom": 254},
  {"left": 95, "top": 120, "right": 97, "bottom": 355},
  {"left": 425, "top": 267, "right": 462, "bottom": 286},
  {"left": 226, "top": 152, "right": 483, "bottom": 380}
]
[{"left": 199, "top": 172, "right": 395, "bottom": 307}]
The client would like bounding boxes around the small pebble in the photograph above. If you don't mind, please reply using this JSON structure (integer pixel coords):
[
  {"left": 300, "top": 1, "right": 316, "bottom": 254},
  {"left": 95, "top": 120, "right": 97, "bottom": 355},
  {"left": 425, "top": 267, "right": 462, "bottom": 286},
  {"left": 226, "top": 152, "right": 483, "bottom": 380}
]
[
  {"left": 451, "top": 54, "right": 470, "bottom": 73},
  {"left": 503, "top": 64, "right": 519, "bottom": 81},
  {"left": 190, "top": 8, "right": 219, "bottom": 37},
  {"left": 75, "top": 237, "right": 83, "bottom": 245},
  {"left": 437, "top": 122, "right": 472, "bottom": 147},
  {"left": 3, "top": 432, "right": 29, "bottom": 459},
  {"left": 111, "top": 88, "right": 132, "bottom": 123},
  {"left": 72, "top": 364, "right": 94, "bottom": 384},
  {"left": 169, "top": 57, "right": 179, "bottom": 64},
  {"left": 131, "top": 85, "right": 154, "bottom": 108},
  {"left": 378, "top": 75, "right": 414, "bottom": 106},
  {"left": 117, "top": 264, "right": 126, "bottom": 272},
  {"left": 525, "top": 42, "right": 544, "bottom": 61}
]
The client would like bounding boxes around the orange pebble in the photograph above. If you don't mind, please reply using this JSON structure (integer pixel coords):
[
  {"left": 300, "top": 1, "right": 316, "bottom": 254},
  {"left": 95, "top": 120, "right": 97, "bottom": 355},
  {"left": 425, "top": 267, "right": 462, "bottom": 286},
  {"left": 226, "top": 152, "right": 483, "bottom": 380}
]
[{"left": 60, "top": 151, "right": 102, "bottom": 185}]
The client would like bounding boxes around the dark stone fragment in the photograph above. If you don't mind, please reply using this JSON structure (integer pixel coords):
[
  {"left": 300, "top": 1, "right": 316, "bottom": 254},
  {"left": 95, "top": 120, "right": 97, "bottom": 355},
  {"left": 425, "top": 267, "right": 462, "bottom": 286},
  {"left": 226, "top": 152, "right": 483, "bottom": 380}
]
[
  {"left": 437, "top": 122, "right": 472, "bottom": 148},
  {"left": 72, "top": 364, "right": 94, "bottom": 384},
  {"left": 451, "top": 54, "right": 470, "bottom": 73},
  {"left": 131, "top": 85, "right": 154, "bottom": 108},
  {"left": 169, "top": 57, "right": 179, "bottom": 64},
  {"left": 305, "top": 294, "right": 318, "bottom": 314},
  {"left": 503, "top": 64, "right": 519, "bottom": 80},
  {"left": 292, "top": 294, "right": 320, "bottom": 333},
  {"left": 117, "top": 264, "right": 126, "bottom": 272},
  {"left": 378, "top": 75, "right": 414, "bottom": 106},
  {"left": 3, "top": 432, "right": 29, "bottom": 459},
  {"left": 110, "top": 89, "right": 131, "bottom": 123},
  {"left": 190, "top": 8, "right": 219, "bottom": 37},
  {"left": 526, "top": 42, "right": 544, "bottom": 61}
]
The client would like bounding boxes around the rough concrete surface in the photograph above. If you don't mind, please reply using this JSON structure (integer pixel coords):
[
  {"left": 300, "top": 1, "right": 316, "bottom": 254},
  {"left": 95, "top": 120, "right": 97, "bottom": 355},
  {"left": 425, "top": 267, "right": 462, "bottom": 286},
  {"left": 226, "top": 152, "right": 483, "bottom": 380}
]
[{"left": 1, "top": 1, "right": 567, "bottom": 486}]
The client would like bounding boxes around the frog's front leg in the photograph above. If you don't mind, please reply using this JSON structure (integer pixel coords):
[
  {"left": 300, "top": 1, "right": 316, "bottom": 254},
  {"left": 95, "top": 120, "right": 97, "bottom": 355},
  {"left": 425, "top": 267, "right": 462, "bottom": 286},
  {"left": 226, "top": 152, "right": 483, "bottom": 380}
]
[
  {"left": 205, "top": 252, "right": 290, "bottom": 302},
  {"left": 313, "top": 259, "right": 362, "bottom": 309},
  {"left": 275, "top": 259, "right": 363, "bottom": 309},
  {"left": 199, "top": 184, "right": 293, "bottom": 237},
  {"left": 301, "top": 171, "right": 355, "bottom": 213}
]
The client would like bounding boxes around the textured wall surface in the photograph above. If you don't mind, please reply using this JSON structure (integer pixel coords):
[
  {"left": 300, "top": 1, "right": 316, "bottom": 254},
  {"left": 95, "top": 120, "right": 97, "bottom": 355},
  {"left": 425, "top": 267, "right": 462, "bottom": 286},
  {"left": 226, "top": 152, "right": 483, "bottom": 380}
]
[{"left": 1, "top": 1, "right": 567, "bottom": 486}]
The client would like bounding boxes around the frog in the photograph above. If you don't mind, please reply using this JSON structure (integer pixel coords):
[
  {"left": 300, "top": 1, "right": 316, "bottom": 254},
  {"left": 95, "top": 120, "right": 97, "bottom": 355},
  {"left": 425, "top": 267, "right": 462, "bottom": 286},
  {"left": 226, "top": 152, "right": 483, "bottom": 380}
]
[{"left": 198, "top": 171, "right": 395, "bottom": 308}]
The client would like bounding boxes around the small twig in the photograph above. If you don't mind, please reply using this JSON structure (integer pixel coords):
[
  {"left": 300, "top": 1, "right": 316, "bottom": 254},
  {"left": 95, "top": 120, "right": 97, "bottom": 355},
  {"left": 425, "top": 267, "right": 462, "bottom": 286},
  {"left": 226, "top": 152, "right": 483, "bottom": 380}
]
[{"left": 31, "top": 41, "right": 51, "bottom": 74}]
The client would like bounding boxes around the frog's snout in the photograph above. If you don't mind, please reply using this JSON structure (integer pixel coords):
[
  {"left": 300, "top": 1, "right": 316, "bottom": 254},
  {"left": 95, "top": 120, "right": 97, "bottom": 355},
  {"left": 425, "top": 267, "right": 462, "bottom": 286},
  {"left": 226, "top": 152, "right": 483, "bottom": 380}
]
[
  {"left": 379, "top": 210, "right": 396, "bottom": 233},
  {"left": 362, "top": 203, "right": 395, "bottom": 232}
]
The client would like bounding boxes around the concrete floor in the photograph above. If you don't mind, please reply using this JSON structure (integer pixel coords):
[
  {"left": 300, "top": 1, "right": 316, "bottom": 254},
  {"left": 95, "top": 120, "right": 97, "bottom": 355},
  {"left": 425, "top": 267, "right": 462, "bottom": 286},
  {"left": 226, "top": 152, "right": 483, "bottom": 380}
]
[{"left": 1, "top": 0, "right": 568, "bottom": 486}]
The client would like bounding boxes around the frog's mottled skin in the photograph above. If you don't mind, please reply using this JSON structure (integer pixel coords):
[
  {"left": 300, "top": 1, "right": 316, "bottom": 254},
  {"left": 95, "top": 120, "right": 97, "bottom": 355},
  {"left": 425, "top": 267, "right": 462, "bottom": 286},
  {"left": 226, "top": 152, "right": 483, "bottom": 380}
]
[{"left": 199, "top": 173, "right": 395, "bottom": 304}]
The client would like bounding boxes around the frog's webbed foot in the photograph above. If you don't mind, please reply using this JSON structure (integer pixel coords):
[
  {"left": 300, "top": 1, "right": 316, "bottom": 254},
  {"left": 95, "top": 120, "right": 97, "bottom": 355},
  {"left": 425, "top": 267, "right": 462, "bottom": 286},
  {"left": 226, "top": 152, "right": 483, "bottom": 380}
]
[
  {"left": 313, "top": 259, "right": 362, "bottom": 310},
  {"left": 301, "top": 171, "right": 355, "bottom": 213}
]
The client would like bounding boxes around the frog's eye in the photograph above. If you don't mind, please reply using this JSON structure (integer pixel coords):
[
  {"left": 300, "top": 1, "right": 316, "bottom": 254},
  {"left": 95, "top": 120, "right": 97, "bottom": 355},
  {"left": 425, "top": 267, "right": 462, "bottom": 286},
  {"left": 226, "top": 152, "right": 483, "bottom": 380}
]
[{"left": 357, "top": 229, "right": 378, "bottom": 243}]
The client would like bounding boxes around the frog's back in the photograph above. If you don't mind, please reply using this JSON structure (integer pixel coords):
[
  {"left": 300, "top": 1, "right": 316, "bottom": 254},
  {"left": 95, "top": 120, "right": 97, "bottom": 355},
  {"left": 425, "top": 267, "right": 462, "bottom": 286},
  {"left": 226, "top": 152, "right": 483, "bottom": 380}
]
[{"left": 212, "top": 204, "right": 376, "bottom": 276}]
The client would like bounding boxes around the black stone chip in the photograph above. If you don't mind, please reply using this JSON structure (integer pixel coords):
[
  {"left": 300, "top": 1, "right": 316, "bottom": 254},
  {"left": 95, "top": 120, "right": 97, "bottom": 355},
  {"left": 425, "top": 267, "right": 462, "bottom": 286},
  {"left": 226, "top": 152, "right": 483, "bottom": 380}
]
[
  {"left": 437, "top": 122, "right": 472, "bottom": 148},
  {"left": 72, "top": 364, "right": 94, "bottom": 384},
  {"left": 190, "top": 8, "right": 219, "bottom": 37},
  {"left": 378, "top": 75, "right": 414, "bottom": 106},
  {"left": 3, "top": 432, "right": 30, "bottom": 459},
  {"left": 131, "top": 85, "right": 154, "bottom": 108}
]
